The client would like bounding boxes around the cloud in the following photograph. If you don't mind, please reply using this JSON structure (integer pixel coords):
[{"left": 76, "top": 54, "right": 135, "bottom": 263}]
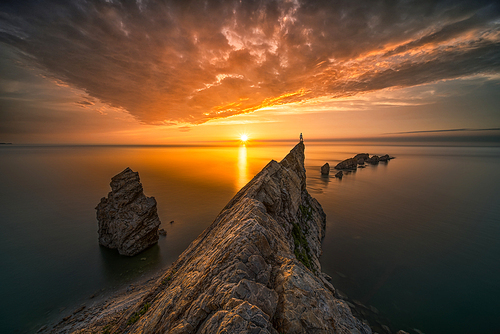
[
  {"left": 387, "top": 127, "right": 500, "bottom": 134},
  {"left": 0, "top": 0, "right": 498, "bottom": 125},
  {"left": 75, "top": 97, "right": 95, "bottom": 108}
]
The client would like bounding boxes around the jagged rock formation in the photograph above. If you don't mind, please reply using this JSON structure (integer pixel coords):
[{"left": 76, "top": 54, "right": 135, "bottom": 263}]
[
  {"left": 379, "top": 154, "right": 391, "bottom": 162},
  {"left": 55, "top": 143, "right": 370, "bottom": 334},
  {"left": 335, "top": 153, "right": 394, "bottom": 170},
  {"left": 96, "top": 167, "right": 161, "bottom": 256},
  {"left": 321, "top": 162, "right": 330, "bottom": 175},
  {"left": 353, "top": 153, "right": 369, "bottom": 165},
  {"left": 334, "top": 158, "right": 358, "bottom": 170}
]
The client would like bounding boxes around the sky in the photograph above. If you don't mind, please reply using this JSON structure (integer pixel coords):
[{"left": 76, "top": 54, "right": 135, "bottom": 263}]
[{"left": 0, "top": 0, "right": 499, "bottom": 144}]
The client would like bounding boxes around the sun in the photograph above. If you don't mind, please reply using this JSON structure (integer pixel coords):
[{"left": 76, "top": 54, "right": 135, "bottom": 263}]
[{"left": 240, "top": 134, "right": 248, "bottom": 142}]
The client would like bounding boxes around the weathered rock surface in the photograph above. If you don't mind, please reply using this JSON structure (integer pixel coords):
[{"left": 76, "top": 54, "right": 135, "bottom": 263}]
[
  {"left": 353, "top": 153, "right": 369, "bottom": 165},
  {"left": 365, "top": 155, "right": 380, "bottom": 164},
  {"left": 335, "top": 170, "right": 344, "bottom": 179},
  {"left": 334, "top": 158, "right": 358, "bottom": 170},
  {"left": 96, "top": 167, "right": 161, "bottom": 256},
  {"left": 379, "top": 154, "right": 391, "bottom": 162},
  {"left": 54, "top": 143, "right": 370, "bottom": 334},
  {"left": 321, "top": 162, "right": 330, "bottom": 175},
  {"left": 335, "top": 153, "right": 394, "bottom": 170}
]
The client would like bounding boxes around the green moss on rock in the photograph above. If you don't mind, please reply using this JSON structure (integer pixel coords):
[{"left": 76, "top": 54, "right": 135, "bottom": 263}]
[
  {"left": 127, "top": 302, "right": 150, "bottom": 325},
  {"left": 299, "top": 204, "right": 313, "bottom": 221},
  {"left": 291, "top": 222, "right": 313, "bottom": 270}
]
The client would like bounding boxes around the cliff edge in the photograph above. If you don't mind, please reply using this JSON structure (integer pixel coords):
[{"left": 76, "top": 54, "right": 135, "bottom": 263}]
[{"left": 53, "top": 142, "right": 371, "bottom": 334}]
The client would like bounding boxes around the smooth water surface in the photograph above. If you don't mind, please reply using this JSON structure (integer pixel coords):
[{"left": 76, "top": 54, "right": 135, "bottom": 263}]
[
  {"left": 0, "top": 143, "right": 498, "bottom": 333},
  {"left": 307, "top": 144, "right": 500, "bottom": 333}
]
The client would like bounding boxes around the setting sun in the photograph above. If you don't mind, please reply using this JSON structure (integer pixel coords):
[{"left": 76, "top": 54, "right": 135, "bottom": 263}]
[{"left": 240, "top": 134, "right": 249, "bottom": 142}]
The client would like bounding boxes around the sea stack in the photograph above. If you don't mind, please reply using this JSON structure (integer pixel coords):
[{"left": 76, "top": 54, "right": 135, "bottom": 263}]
[
  {"left": 321, "top": 162, "right": 330, "bottom": 175},
  {"left": 96, "top": 167, "right": 161, "bottom": 256},
  {"left": 57, "top": 143, "right": 370, "bottom": 333}
]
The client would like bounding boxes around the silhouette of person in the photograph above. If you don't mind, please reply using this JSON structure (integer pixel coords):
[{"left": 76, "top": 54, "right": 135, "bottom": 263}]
[{"left": 300, "top": 133, "right": 303, "bottom": 142}]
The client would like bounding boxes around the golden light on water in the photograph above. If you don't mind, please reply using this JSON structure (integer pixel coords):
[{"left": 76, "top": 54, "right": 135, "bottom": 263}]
[{"left": 237, "top": 145, "right": 249, "bottom": 191}]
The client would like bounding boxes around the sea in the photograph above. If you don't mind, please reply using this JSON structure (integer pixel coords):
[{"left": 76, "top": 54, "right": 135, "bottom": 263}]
[{"left": 0, "top": 141, "right": 499, "bottom": 334}]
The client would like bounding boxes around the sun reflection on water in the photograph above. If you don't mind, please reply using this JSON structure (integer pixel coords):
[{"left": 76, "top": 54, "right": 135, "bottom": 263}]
[{"left": 237, "top": 144, "right": 249, "bottom": 191}]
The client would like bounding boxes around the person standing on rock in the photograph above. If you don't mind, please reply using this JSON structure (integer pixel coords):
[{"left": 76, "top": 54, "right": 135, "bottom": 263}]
[{"left": 300, "top": 133, "right": 303, "bottom": 142}]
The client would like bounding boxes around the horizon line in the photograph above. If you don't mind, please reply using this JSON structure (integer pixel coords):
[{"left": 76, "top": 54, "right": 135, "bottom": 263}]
[{"left": 2, "top": 135, "right": 500, "bottom": 147}]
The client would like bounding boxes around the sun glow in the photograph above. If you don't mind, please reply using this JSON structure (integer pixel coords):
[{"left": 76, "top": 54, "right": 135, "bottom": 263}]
[{"left": 240, "top": 134, "right": 249, "bottom": 142}]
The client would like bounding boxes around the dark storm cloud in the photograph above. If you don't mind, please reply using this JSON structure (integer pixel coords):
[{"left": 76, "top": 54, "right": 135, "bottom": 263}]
[
  {"left": 342, "top": 41, "right": 500, "bottom": 93},
  {"left": 0, "top": 0, "right": 498, "bottom": 125}
]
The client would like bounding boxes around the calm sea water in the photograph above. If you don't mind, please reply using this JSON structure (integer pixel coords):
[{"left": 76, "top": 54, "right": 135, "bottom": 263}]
[{"left": 0, "top": 142, "right": 498, "bottom": 333}]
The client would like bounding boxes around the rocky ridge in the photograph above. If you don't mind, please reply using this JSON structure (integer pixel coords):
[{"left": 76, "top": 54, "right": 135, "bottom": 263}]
[
  {"left": 96, "top": 167, "right": 161, "bottom": 256},
  {"left": 53, "top": 143, "right": 370, "bottom": 334}
]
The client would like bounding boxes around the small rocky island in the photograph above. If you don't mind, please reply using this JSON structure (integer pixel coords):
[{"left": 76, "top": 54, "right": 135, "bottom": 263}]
[
  {"left": 321, "top": 162, "right": 330, "bottom": 175},
  {"left": 96, "top": 167, "right": 161, "bottom": 256},
  {"left": 335, "top": 153, "right": 394, "bottom": 170},
  {"left": 51, "top": 143, "right": 387, "bottom": 333}
]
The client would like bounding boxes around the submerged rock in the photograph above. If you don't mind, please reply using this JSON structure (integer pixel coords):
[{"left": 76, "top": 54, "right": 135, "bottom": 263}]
[
  {"left": 335, "top": 170, "right": 344, "bottom": 178},
  {"left": 58, "top": 143, "right": 370, "bottom": 334},
  {"left": 335, "top": 289, "right": 349, "bottom": 300},
  {"left": 96, "top": 167, "right": 161, "bottom": 256},
  {"left": 321, "top": 162, "right": 330, "bottom": 175}
]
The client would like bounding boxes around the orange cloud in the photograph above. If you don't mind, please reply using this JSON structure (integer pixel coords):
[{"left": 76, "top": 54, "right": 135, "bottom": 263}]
[{"left": 0, "top": 0, "right": 498, "bottom": 127}]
